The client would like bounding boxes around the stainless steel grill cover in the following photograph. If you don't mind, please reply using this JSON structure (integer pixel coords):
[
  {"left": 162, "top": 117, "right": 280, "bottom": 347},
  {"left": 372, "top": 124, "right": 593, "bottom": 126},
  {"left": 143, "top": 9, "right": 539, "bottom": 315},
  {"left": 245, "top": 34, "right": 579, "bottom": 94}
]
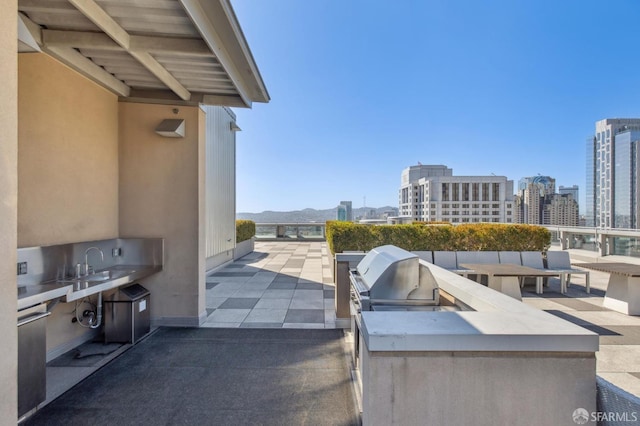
[
  {"left": 348, "top": 245, "right": 442, "bottom": 369},
  {"left": 349, "top": 245, "right": 439, "bottom": 311}
]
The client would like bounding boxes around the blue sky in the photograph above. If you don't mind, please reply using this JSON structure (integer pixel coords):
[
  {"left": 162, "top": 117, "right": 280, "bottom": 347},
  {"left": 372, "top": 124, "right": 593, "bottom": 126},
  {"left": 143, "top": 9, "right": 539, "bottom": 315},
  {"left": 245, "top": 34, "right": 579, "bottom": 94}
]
[{"left": 232, "top": 0, "right": 640, "bottom": 213}]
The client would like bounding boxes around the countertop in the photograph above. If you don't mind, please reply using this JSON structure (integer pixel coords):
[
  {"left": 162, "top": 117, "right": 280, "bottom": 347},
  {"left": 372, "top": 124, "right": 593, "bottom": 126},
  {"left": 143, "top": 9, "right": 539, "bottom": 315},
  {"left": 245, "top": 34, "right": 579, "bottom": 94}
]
[{"left": 18, "top": 264, "right": 162, "bottom": 310}]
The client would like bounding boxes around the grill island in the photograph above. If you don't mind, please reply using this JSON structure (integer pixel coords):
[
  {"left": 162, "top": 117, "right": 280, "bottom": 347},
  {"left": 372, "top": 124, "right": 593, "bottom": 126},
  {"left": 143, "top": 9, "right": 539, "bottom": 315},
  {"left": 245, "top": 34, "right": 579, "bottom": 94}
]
[
  {"left": 348, "top": 245, "right": 459, "bottom": 374},
  {"left": 345, "top": 245, "right": 598, "bottom": 425}
]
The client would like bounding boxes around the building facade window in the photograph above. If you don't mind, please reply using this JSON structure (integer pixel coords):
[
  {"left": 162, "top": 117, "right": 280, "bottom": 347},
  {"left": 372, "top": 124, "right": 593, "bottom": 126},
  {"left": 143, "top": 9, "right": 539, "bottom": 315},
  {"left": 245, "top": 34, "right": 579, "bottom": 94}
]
[
  {"left": 472, "top": 183, "right": 479, "bottom": 201},
  {"left": 442, "top": 183, "right": 449, "bottom": 201},
  {"left": 492, "top": 183, "right": 500, "bottom": 201},
  {"left": 452, "top": 183, "right": 460, "bottom": 201}
]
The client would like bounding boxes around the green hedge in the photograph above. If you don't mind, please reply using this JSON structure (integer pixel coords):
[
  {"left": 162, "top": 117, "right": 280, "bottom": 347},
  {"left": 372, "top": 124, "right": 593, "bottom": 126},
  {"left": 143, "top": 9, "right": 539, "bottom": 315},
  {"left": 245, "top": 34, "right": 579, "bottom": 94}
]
[
  {"left": 236, "top": 220, "right": 256, "bottom": 243},
  {"left": 325, "top": 221, "right": 550, "bottom": 254}
]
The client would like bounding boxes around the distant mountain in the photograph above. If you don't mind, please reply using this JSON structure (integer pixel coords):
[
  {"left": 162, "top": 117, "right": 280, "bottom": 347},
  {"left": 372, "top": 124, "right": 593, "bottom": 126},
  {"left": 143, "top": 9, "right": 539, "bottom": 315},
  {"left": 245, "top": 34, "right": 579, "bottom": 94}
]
[{"left": 237, "top": 206, "right": 397, "bottom": 223}]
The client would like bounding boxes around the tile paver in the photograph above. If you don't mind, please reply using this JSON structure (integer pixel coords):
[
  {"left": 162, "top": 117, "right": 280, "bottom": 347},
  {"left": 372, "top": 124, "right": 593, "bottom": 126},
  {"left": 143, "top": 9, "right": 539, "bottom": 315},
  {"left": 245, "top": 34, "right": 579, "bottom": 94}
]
[
  {"left": 244, "top": 308, "right": 288, "bottom": 323},
  {"left": 522, "top": 253, "right": 640, "bottom": 400},
  {"left": 254, "top": 298, "right": 291, "bottom": 309},
  {"left": 205, "top": 241, "right": 338, "bottom": 329}
]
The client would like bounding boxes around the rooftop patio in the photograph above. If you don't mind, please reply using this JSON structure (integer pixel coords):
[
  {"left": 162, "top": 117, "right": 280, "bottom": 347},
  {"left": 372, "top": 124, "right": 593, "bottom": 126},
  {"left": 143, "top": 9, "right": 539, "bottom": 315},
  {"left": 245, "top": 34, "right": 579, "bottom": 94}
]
[{"left": 22, "top": 241, "right": 640, "bottom": 424}]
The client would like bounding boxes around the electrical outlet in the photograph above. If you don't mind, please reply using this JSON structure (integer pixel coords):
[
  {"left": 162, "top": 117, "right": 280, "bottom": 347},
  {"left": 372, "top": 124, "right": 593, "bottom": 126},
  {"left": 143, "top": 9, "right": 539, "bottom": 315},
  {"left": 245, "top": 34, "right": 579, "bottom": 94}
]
[
  {"left": 17, "top": 262, "right": 28, "bottom": 275},
  {"left": 112, "top": 248, "right": 121, "bottom": 257}
]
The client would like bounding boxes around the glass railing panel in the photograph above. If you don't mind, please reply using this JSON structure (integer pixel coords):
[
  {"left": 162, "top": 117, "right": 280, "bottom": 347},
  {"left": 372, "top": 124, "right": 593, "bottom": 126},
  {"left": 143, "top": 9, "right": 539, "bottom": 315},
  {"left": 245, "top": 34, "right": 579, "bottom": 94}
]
[
  {"left": 254, "top": 223, "right": 326, "bottom": 240},
  {"left": 255, "top": 224, "right": 277, "bottom": 239},
  {"left": 611, "top": 237, "right": 640, "bottom": 257},
  {"left": 569, "top": 233, "right": 599, "bottom": 252}
]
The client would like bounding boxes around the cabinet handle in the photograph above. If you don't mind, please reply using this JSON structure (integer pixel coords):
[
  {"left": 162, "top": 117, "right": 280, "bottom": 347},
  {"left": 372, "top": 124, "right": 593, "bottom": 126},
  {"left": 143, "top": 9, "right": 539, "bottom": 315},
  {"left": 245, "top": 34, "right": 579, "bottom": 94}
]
[{"left": 17, "top": 311, "right": 51, "bottom": 327}]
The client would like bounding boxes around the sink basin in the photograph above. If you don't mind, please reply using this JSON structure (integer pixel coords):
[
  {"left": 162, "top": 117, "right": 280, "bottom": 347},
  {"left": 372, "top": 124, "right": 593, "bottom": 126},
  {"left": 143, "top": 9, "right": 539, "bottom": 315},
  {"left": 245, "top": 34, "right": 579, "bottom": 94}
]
[
  {"left": 58, "top": 269, "right": 139, "bottom": 285},
  {"left": 20, "top": 264, "right": 161, "bottom": 308},
  {"left": 84, "top": 271, "right": 112, "bottom": 282},
  {"left": 59, "top": 271, "right": 111, "bottom": 284}
]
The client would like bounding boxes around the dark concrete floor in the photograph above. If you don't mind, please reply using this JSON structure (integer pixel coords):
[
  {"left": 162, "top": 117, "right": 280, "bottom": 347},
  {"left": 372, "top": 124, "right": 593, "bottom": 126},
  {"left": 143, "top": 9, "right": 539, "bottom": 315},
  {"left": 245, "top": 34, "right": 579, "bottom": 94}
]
[{"left": 25, "top": 328, "right": 360, "bottom": 426}]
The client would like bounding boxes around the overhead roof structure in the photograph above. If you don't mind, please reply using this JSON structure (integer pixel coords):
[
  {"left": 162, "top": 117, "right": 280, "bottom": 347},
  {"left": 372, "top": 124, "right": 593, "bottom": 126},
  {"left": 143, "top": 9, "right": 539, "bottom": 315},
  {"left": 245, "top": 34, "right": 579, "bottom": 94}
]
[{"left": 18, "top": 0, "right": 270, "bottom": 107}]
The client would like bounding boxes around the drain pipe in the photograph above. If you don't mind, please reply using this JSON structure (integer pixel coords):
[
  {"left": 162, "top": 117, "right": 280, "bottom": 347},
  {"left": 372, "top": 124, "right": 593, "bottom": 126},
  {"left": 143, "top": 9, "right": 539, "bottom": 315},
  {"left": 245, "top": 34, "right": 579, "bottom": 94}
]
[{"left": 90, "top": 292, "right": 103, "bottom": 329}]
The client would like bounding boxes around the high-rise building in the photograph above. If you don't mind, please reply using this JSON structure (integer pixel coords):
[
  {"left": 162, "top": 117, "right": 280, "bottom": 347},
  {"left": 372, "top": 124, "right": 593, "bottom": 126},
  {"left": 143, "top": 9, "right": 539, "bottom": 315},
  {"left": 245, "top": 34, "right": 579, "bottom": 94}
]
[
  {"left": 518, "top": 176, "right": 556, "bottom": 194},
  {"left": 337, "top": 201, "right": 353, "bottom": 222},
  {"left": 587, "top": 118, "right": 640, "bottom": 228},
  {"left": 545, "top": 194, "right": 579, "bottom": 226},
  {"left": 398, "top": 164, "right": 515, "bottom": 223},
  {"left": 613, "top": 129, "right": 640, "bottom": 229},
  {"left": 559, "top": 185, "right": 579, "bottom": 201},
  {"left": 516, "top": 176, "right": 579, "bottom": 226},
  {"left": 516, "top": 176, "right": 555, "bottom": 225}
]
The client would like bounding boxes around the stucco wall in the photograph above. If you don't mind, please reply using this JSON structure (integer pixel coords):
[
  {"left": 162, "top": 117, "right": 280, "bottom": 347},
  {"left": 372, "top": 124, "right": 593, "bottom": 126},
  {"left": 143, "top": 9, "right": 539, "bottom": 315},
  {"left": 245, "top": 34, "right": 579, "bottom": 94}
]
[
  {"left": 18, "top": 53, "right": 121, "bottom": 355},
  {"left": 0, "top": 1, "right": 18, "bottom": 422},
  {"left": 18, "top": 53, "right": 119, "bottom": 247},
  {"left": 119, "top": 103, "right": 205, "bottom": 325}
]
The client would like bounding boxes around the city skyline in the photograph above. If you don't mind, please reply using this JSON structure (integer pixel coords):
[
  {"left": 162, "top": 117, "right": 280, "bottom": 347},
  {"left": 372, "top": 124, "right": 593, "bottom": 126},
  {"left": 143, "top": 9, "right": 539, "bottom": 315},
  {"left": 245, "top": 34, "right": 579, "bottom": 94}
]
[{"left": 232, "top": 0, "right": 640, "bottom": 213}]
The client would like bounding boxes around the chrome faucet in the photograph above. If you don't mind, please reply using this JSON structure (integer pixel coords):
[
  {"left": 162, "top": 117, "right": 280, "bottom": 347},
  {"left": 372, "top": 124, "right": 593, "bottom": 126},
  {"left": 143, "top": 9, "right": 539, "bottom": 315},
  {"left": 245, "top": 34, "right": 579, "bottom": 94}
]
[{"left": 84, "top": 247, "right": 104, "bottom": 276}]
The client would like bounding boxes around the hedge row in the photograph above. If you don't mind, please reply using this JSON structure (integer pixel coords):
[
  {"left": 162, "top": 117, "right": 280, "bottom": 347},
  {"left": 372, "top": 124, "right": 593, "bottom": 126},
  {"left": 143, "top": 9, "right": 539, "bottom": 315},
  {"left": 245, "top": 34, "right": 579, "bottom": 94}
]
[
  {"left": 236, "top": 220, "right": 256, "bottom": 243},
  {"left": 325, "top": 221, "right": 551, "bottom": 254}
]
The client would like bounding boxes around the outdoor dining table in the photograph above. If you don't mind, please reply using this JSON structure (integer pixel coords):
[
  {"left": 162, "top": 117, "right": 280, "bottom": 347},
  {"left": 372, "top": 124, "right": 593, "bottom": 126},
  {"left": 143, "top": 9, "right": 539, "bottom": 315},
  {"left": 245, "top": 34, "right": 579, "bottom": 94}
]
[
  {"left": 460, "top": 263, "right": 561, "bottom": 301},
  {"left": 571, "top": 262, "right": 640, "bottom": 315}
]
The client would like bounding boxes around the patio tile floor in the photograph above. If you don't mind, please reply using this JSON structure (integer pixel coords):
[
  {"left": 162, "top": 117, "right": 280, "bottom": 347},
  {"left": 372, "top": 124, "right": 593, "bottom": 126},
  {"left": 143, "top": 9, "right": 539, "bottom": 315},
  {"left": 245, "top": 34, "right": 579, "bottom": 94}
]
[
  {"left": 521, "top": 263, "right": 640, "bottom": 399},
  {"left": 203, "top": 241, "right": 338, "bottom": 329}
]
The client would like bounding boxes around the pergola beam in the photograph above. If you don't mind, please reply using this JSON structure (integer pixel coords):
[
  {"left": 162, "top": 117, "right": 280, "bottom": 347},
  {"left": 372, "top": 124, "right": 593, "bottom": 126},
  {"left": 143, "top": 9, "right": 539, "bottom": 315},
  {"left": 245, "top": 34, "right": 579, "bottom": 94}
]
[
  {"left": 67, "top": 0, "right": 130, "bottom": 49},
  {"left": 66, "top": 0, "right": 191, "bottom": 101},
  {"left": 43, "top": 30, "right": 212, "bottom": 57},
  {"left": 44, "top": 46, "right": 130, "bottom": 97}
]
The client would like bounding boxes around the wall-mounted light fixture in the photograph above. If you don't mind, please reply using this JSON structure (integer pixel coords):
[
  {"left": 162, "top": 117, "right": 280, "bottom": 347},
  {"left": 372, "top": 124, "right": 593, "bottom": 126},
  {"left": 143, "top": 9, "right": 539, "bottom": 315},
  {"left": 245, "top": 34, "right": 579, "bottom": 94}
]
[{"left": 155, "top": 119, "right": 185, "bottom": 138}]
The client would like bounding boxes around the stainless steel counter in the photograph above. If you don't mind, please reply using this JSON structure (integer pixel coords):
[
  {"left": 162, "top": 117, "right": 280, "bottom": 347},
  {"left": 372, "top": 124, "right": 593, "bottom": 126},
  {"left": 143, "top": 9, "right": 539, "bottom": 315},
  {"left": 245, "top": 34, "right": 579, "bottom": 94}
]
[
  {"left": 18, "top": 264, "right": 162, "bottom": 310},
  {"left": 17, "top": 238, "right": 163, "bottom": 311}
]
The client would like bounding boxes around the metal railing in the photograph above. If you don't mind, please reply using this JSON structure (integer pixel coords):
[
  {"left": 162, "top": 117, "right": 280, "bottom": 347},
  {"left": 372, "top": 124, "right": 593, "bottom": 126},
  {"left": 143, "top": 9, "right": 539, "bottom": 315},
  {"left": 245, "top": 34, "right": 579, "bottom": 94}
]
[{"left": 255, "top": 223, "right": 326, "bottom": 241}]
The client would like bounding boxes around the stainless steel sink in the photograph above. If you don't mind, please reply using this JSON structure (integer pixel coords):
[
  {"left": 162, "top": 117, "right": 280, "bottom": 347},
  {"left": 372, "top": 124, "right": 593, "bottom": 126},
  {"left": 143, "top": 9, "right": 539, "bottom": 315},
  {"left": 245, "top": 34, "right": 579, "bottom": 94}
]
[
  {"left": 85, "top": 271, "right": 112, "bottom": 282},
  {"left": 60, "top": 267, "right": 148, "bottom": 302},
  {"left": 18, "top": 263, "right": 161, "bottom": 310},
  {"left": 59, "top": 269, "right": 136, "bottom": 285}
]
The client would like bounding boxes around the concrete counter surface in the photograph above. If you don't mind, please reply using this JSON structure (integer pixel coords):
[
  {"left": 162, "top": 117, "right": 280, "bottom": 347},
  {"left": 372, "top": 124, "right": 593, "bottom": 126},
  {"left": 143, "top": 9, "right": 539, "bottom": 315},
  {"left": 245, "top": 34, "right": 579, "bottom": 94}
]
[
  {"left": 360, "top": 260, "right": 599, "bottom": 353},
  {"left": 360, "top": 310, "right": 599, "bottom": 353}
]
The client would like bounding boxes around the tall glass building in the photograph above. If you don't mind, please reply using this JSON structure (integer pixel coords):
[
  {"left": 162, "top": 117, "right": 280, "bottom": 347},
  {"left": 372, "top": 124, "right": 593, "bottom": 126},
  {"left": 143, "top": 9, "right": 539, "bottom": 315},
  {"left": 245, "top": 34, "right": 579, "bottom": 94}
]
[
  {"left": 586, "top": 137, "right": 595, "bottom": 227},
  {"left": 337, "top": 201, "right": 352, "bottom": 222},
  {"left": 559, "top": 185, "right": 579, "bottom": 202},
  {"left": 614, "top": 130, "right": 640, "bottom": 229},
  {"left": 588, "top": 119, "right": 640, "bottom": 228}
]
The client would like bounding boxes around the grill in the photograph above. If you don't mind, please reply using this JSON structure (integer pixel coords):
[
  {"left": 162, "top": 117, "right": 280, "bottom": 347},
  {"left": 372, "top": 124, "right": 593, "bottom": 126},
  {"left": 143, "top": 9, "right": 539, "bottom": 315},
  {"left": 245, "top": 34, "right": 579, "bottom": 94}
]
[
  {"left": 348, "top": 245, "right": 451, "bottom": 394},
  {"left": 349, "top": 245, "right": 440, "bottom": 313}
]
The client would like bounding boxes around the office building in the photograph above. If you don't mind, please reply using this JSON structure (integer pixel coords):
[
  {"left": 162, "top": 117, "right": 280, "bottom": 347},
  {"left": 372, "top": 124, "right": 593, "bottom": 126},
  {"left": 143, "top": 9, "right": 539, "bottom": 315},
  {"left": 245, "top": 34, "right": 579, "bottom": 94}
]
[
  {"left": 559, "top": 185, "right": 579, "bottom": 201},
  {"left": 515, "top": 176, "right": 579, "bottom": 226},
  {"left": 518, "top": 176, "right": 555, "bottom": 194},
  {"left": 586, "top": 118, "right": 640, "bottom": 227},
  {"left": 545, "top": 194, "right": 580, "bottom": 227},
  {"left": 516, "top": 176, "right": 555, "bottom": 224},
  {"left": 337, "top": 201, "right": 353, "bottom": 222},
  {"left": 613, "top": 129, "right": 640, "bottom": 228},
  {"left": 398, "top": 164, "right": 515, "bottom": 223}
]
